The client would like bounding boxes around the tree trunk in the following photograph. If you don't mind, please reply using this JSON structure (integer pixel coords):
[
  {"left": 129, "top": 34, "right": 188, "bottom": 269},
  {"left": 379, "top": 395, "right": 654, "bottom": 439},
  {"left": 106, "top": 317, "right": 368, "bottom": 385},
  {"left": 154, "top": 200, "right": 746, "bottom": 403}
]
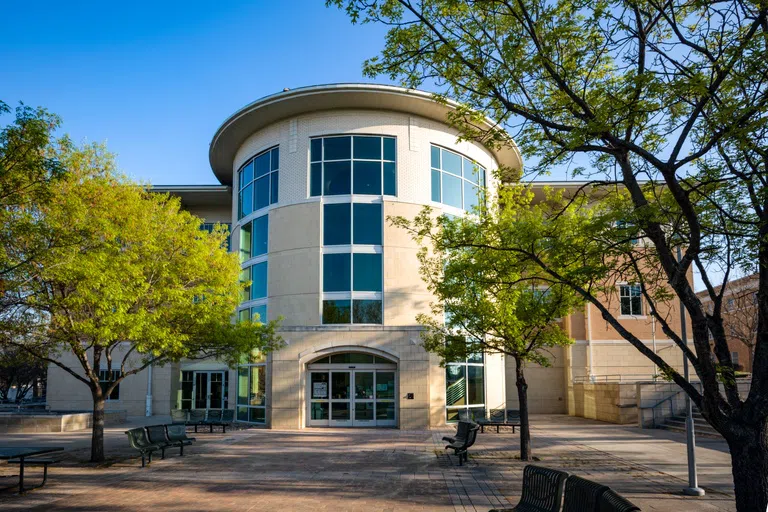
[
  {"left": 90, "top": 392, "right": 106, "bottom": 463},
  {"left": 727, "top": 424, "right": 768, "bottom": 512},
  {"left": 514, "top": 356, "right": 532, "bottom": 461}
]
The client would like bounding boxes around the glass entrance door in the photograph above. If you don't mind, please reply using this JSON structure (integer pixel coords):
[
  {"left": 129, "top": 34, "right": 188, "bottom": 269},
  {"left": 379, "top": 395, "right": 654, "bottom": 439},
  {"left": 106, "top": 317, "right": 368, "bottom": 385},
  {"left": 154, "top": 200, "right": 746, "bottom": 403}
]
[
  {"left": 308, "top": 368, "right": 397, "bottom": 427},
  {"left": 193, "top": 371, "right": 225, "bottom": 410}
]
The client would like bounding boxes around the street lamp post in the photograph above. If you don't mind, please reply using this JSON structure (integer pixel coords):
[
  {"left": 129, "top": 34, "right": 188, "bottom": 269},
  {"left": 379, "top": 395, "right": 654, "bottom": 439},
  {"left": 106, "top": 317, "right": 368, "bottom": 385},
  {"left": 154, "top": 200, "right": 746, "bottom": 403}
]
[{"left": 677, "top": 245, "right": 705, "bottom": 497}]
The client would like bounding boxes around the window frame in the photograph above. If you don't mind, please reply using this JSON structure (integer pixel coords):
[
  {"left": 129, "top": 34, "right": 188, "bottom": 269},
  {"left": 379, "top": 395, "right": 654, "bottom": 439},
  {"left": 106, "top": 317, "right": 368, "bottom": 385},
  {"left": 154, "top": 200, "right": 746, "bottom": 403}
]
[
  {"left": 237, "top": 146, "right": 279, "bottom": 220},
  {"left": 619, "top": 283, "right": 644, "bottom": 317},
  {"left": 430, "top": 144, "right": 486, "bottom": 212},
  {"left": 445, "top": 353, "right": 485, "bottom": 422},
  {"left": 99, "top": 369, "right": 121, "bottom": 401}
]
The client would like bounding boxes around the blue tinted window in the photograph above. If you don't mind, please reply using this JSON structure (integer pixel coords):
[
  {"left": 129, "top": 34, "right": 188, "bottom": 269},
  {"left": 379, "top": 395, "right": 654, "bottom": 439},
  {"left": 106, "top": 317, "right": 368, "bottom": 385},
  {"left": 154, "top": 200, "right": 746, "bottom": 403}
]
[
  {"left": 270, "top": 171, "right": 279, "bottom": 204},
  {"left": 324, "top": 161, "right": 351, "bottom": 195},
  {"left": 431, "top": 145, "right": 440, "bottom": 168},
  {"left": 383, "top": 138, "right": 396, "bottom": 161},
  {"left": 310, "top": 163, "right": 322, "bottom": 197},
  {"left": 353, "top": 253, "right": 382, "bottom": 292},
  {"left": 442, "top": 174, "right": 462, "bottom": 209},
  {"left": 384, "top": 162, "right": 396, "bottom": 196},
  {"left": 251, "top": 304, "right": 267, "bottom": 324},
  {"left": 270, "top": 148, "right": 279, "bottom": 171},
  {"left": 250, "top": 262, "right": 268, "bottom": 300},
  {"left": 311, "top": 138, "right": 322, "bottom": 162},
  {"left": 240, "top": 222, "right": 252, "bottom": 262},
  {"left": 464, "top": 181, "right": 478, "bottom": 212},
  {"left": 354, "top": 136, "right": 381, "bottom": 160},
  {"left": 353, "top": 203, "right": 382, "bottom": 245},
  {"left": 252, "top": 215, "right": 268, "bottom": 256},
  {"left": 442, "top": 150, "right": 462, "bottom": 176},
  {"left": 323, "top": 253, "right": 351, "bottom": 292},
  {"left": 240, "top": 162, "right": 253, "bottom": 188},
  {"left": 240, "top": 184, "right": 253, "bottom": 218},
  {"left": 324, "top": 137, "right": 351, "bottom": 160},
  {"left": 431, "top": 170, "right": 441, "bottom": 202},
  {"left": 255, "top": 176, "right": 270, "bottom": 210},
  {"left": 353, "top": 161, "right": 381, "bottom": 195},
  {"left": 240, "top": 267, "right": 250, "bottom": 302},
  {"left": 322, "top": 300, "right": 350, "bottom": 324},
  {"left": 353, "top": 300, "right": 382, "bottom": 324},
  {"left": 324, "top": 204, "right": 351, "bottom": 245},
  {"left": 255, "top": 152, "right": 271, "bottom": 178}
]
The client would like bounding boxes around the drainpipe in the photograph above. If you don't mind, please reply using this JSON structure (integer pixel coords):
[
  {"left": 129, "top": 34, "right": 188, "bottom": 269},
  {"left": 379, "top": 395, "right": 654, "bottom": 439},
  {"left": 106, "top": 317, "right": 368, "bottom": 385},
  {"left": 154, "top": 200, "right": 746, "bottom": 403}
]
[
  {"left": 585, "top": 304, "right": 594, "bottom": 382},
  {"left": 145, "top": 363, "right": 153, "bottom": 417},
  {"left": 651, "top": 315, "right": 658, "bottom": 380}
]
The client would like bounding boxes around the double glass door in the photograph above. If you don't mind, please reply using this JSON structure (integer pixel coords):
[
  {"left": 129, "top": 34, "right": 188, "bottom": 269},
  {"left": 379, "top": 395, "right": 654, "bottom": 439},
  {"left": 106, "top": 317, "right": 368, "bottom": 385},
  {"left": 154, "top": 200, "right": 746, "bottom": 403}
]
[
  {"left": 194, "top": 371, "right": 225, "bottom": 410},
  {"left": 309, "top": 370, "right": 396, "bottom": 427}
]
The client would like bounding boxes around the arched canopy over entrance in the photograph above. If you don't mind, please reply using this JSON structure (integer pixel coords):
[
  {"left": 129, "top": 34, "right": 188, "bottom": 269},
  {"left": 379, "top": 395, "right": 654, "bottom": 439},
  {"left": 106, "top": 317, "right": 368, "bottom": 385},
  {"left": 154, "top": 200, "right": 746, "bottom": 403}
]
[{"left": 306, "top": 350, "right": 397, "bottom": 427}]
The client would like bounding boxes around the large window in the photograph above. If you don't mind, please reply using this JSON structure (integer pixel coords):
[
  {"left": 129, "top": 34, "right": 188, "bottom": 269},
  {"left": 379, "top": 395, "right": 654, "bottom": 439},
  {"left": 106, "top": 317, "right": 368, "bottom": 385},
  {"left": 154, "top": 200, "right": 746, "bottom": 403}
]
[
  {"left": 619, "top": 284, "right": 643, "bottom": 316},
  {"left": 99, "top": 370, "right": 120, "bottom": 401},
  {"left": 240, "top": 262, "right": 268, "bottom": 302},
  {"left": 430, "top": 145, "right": 485, "bottom": 211},
  {"left": 446, "top": 352, "right": 484, "bottom": 422},
  {"left": 237, "top": 350, "right": 267, "bottom": 424},
  {"left": 238, "top": 147, "right": 279, "bottom": 219},
  {"left": 239, "top": 214, "right": 268, "bottom": 262},
  {"left": 322, "top": 201, "right": 383, "bottom": 324},
  {"left": 310, "top": 136, "right": 396, "bottom": 197}
]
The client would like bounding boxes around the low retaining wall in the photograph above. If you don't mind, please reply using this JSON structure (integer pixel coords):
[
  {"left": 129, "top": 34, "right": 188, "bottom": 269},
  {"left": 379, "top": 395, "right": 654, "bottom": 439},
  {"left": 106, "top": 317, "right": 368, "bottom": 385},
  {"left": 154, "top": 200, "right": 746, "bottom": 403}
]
[
  {"left": 0, "top": 409, "right": 127, "bottom": 433},
  {"left": 570, "top": 382, "right": 637, "bottom": 424}
]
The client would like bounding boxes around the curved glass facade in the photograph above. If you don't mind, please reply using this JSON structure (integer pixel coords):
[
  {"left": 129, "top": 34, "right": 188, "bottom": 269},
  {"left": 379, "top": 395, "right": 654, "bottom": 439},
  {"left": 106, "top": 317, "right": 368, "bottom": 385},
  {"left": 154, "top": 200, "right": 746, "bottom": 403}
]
[
  {"left": 238, "top": 147, "right": 279, "bottom": 219},
  {"left": 430, "top": 145, "right": 485, "bottom": 211},
  {"left": 310, "top": 136, "right": 396, "bottom": 197}
]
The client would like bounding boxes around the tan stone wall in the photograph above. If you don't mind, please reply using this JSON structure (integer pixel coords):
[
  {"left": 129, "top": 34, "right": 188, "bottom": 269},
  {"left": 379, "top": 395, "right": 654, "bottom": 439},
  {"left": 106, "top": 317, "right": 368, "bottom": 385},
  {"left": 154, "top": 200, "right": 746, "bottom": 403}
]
[
  {"left": 570, "top": 383, "right": 637, "bottom": 424},
  {"left": 505, "top": 347, "right": 568, "bottom": 414}
]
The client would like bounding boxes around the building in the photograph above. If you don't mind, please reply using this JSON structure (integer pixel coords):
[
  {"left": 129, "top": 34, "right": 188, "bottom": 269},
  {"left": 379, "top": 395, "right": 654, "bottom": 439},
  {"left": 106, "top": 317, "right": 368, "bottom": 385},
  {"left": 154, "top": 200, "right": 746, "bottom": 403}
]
[
  {"left": 47, "top": 84, "right": 688, "bottom": 428},
  {"left": 697, "top": 274, "right": 758, "bottom": 372}
]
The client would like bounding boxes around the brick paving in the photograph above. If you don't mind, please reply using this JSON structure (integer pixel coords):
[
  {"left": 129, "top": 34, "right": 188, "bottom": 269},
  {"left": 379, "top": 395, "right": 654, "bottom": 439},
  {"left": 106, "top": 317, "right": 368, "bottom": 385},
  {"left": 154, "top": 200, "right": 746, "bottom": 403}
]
[{"left": 0, "top": 415, "right": 736, "bottom": 511}]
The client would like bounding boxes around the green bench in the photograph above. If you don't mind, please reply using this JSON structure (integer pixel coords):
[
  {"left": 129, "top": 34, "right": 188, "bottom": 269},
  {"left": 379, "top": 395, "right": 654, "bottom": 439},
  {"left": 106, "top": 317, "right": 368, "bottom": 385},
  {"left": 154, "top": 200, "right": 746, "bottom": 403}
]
[{"left": 125, "top": 424, "right": 196, "bottom": 467}]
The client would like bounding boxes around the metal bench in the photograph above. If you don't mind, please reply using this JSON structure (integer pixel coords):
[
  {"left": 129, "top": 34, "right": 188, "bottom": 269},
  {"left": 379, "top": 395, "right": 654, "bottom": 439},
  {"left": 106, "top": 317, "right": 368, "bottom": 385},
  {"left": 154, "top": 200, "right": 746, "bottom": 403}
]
[
  {"left": 598, "top": 489, "right": 640, "bottom": 512},
  {"left": 445, "top": 422, "right": 480, "bottom": 466},
  {"left": 442, "top": 420, "right": 471, "bottom": 444},
  {"left": 490, "top": 465, "right": 569, "bottom": 512},
  {"left": 188, "top": 409, "right": 206, "bottom": 432},
  {"left": 563, "top": 474, "right": 609, "bottom": 512},
  {"left": 170, "top": 409, "right": 188, "bottom": 424},
  {"left": 145, "top": 425, "right": 177, "bottom": 458},
  {"left": 166, "top": 424, "right": 196, "bottom": 455},
  {"left": 200, "top": 409, "right": 235, "bottom": 433},
  {"left": 125, "top": 427, "right": 165, "bottom": 468}
]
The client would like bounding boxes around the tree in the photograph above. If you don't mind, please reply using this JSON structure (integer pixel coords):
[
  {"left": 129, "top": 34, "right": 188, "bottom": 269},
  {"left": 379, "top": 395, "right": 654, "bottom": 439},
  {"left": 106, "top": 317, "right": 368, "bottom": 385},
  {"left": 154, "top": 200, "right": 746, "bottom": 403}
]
[
  {"left": 332, "top": 1, "right": 767, "bottom": 509},
  {"left": 723, "top": 280, "right": 759, "bottom": 371},
  {"left": 392, "top": 202, "right": 583, "bottom": 460},
  {"left": 2, "top": 143, "right": 283, "bottom": 462},
  {"left": 0, "top": 347, "right": 47, "bottom": 403}
]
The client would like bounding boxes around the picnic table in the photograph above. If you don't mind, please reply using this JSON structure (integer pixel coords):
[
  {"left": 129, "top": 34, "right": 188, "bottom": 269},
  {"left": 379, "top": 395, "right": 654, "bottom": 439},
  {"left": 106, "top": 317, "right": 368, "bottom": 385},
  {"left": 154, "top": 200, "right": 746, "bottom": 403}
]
[{"left": 0, "top": 446, "right": 64, "bottom": 493}]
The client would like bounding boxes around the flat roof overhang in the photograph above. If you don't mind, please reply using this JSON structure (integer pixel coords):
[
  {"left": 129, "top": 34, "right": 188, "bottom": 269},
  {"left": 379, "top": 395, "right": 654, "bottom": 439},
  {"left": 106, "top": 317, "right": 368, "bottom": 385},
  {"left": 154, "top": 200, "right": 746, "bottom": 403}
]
[
  {"left": 151, "top": 185, "right": 231, "bottom": 209},
  {"left": 209, "top": 83, "right": 523, "bottom": 186}
]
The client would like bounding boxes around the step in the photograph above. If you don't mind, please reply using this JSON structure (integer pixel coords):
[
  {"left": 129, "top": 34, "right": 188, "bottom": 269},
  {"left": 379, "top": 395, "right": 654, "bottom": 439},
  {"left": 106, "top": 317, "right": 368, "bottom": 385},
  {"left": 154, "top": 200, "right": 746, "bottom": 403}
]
[
  {"left": 660, "top": 423, "right": 722, "bottom": 438},
  {"left": 663, "top": 418, "right": 714, "bottom": 430}
]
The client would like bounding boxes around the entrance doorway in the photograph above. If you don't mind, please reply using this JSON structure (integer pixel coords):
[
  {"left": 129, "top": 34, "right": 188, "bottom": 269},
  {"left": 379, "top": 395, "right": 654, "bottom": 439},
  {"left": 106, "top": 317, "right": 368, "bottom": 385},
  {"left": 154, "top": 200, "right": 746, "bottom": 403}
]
[
  {"left": 307, "top": 352, "right": 397, "bottom": 427},
  {"left": 194, "top": 371, "right": 225, "bottom": 410}
]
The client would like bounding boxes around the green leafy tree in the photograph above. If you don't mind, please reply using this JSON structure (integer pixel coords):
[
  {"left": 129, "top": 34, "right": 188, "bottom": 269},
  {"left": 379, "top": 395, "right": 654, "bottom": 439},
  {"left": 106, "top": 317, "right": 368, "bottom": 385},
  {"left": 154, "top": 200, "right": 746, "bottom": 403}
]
[
  {"left": 332, "top": 1, "right": 767, "bottom": 508},
  {"left": 2, "top": 143, "right": 283, "bottom": 462},
  {"left": 0, "top": 347, "right": 47, "bottom": 403},
  {"left": 392, "top": 204, "right": 583, "bottom": 460}
]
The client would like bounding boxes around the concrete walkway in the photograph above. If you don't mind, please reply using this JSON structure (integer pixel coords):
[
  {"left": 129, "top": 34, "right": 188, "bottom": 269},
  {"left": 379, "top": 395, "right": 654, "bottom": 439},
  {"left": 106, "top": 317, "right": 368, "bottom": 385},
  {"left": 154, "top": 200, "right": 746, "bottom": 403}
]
[{"left": 0, "top": 414, "right": 735, "bottom": 511}]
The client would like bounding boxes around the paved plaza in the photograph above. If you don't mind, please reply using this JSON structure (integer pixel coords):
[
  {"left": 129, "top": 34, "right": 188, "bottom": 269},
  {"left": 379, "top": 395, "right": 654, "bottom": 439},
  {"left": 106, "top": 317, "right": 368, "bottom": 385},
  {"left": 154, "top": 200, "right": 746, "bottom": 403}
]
[{"left": 0, "top": 414, "right": 735, "bottom": 511}]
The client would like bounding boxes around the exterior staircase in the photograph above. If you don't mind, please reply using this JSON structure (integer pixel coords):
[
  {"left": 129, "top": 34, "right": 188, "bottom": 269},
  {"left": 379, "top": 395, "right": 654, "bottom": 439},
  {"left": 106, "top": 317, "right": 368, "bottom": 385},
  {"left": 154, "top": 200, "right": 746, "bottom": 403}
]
[{"left": 659, "top": 407, "right": 721, "bottom": 438}]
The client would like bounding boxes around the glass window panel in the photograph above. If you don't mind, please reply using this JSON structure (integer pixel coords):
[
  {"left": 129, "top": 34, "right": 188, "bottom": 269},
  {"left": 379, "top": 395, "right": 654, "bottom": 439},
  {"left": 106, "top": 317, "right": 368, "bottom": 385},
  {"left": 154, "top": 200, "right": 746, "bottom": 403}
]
[
  {"left": 355, "top": 402, "right": 375, "bottom": 421},
  {"left": 239, "top": 222, "right": 252, "bottom": 262},
  {"left": 311, "top": 372, "right": 329, "bottom": 399},
  {"left": 249, "top": 366, "right": 266, "bottom": 406},
  {"left": 376, "top": 372, "right": 395, "bottom": 399},
  {"left": 468, "top": 351, "right": 484, "bottom": 364},
  {"left": 374, "top": 356, "right": 392, "bottom": 365},
  {"left": 252, "top": 215, "right": 269, "bottom": 256},
  {"left": 323, "top": 136, "right": 351, "bottom": 161},
  {"left": 324, "top": 161, "right": 351, "bottom": 195},
  {"left": 383, "top": 162, "right": 396, "bottom": 196},
  {"left": 324, "top": 203, "right": 351, "bottom": 245},
  {"left": 331, "top": 402, "right": 350, "bottom": 420},
  {"left": 249, "top": 407, "right": 265, "bottom": 423},
  {"left": 254, "top": 176, "right": 270, "bottom": 210},
  {"left": 237, "top": 367, "right": 249, "bottom": 405},
  {"left": 311, "top": 402, "right": 329, "bottom": 420},
  {"left": 249, "top": 348, "right": 266, "bottom": 364},
  {"left": 251, "top": 304, "right": 267, "bottom": 324},
  {"left": 238, "top": 308, "right": 250, "bottom": 323},
  {"left": 322, "top": 299, "right": 351, "bottom": 324},
  {"left": 354, "top": 372, "right": 374, "bottom": 399},
  {"left": 446, "top": 365, "right": 467, "bottom": 407},
  {"left": 353, "top": 203, "right": 382, "bottom": 245},
  {"left": 376, "top": 402, "right": 395, "bottom": 420},
  {"left": 310, "top": 163, "right": 322, "bottom": 197},
  {"left": 270, "top": 171, "right": 279, "bottom": 204},
  {"left": 240, "top": 267, "right": 250, "bottom": 302},
  {"left": 353, "top": 299, "right": 382, "bottom": 324},
  {"left": 464, "top": 181, "right": 479, "bottom": 212},
  {"left": 310, "top": 138, "right": 322, "bottom": 162},
  {"left": 353, "top": 136, "right": 381, "bottom": 160},
  {"left": 353, "top": 253, "right": 382, "bottom": 292},
  {"left": 240, "top": 184, "right": 253, "bottom": 218},
  {"left": 463, "top": 158, "right": 479, "bottom": 183},
  {"left": 467, "top": 366, "right": 484, "bottom": 405},
  {"left": 383, "top": 137, "right": 396, "bottom": 161},
  {"left": 270, "top": 147, "right": 279, "bottom": 170},
  {"left": 240, "top": 162, "right": 253, "bottom": 188},
  {"left": 442, "top": 174, "right": 462, "bottom": 209},
  {"left": 331, "top": 372, "right": 350, "bottom": 400},
  {"left": 237, "top": 406, "right": 248, "bottom": 421},
  {"left": 250, "top": 261, "right": 268, "bottom": 300},
  {"left": 255, "top": 152, "right": 271, "bottom": 178},
  {"left": 330, "top": 353, "right": 375, "bottom": 364},
  {"left": 446, "top": 409, "right": 460, "bottom": 422},
  {"left": 631, "top": 295, "right": 642, "bottom": 315},
  {"left": 431, "top": 170, "right": 441, "bottom": 202},
  {"left": 353, "top": 161, "right": 381, "bottom": 195},
  {"left": 431, "top": 145, "right": 440, "bottom": 168},
  {"left": 323, "top": 253, "right": 351, "bottom": 292},
  {"left": 441, "top": 149, "right": 462, "bottom": 176}
]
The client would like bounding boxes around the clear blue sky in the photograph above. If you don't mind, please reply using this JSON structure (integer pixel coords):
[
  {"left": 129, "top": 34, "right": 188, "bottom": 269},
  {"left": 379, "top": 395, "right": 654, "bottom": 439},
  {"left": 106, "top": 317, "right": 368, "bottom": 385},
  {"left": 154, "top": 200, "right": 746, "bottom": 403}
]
[{"left": 0, "top": 1, "right": 399, "bottom": 185}]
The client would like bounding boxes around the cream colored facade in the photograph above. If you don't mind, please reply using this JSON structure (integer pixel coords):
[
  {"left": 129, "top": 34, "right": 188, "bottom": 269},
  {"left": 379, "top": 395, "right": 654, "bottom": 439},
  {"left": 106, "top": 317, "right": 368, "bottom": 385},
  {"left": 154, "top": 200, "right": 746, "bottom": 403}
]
[{"left": 46, "top": 84, "right": 689, "bottom": 428}]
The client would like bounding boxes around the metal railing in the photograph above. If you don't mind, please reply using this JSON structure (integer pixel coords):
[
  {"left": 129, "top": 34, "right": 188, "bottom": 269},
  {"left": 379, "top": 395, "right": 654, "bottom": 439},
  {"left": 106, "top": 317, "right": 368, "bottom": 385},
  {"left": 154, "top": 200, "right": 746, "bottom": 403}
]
[
  {"left": 639, "top": 390, "right": 687, "bottom": 428},
  {"left": 572, "top": 374, "right": 662, "bottom": 384}
]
